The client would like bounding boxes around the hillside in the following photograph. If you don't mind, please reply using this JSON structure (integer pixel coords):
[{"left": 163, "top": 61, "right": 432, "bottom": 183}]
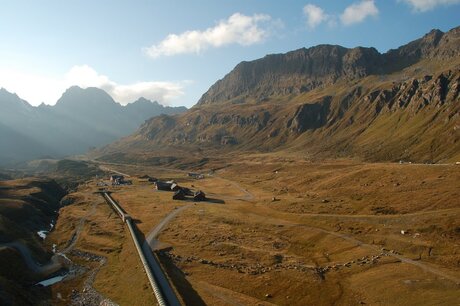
[
  {"left": 0, "top": 87, "right": 187, "bottom": 166},
  {"left": 97, "top": 26, "right": 460, "bottom": 164},
  {"left": 0, "top": 178, "right": 66, "bottom": 305}
]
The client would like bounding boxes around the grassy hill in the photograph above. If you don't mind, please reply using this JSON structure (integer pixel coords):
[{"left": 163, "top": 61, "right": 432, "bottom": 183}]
[
  {"left": 0, "top": 178, "right": 66, "bottom": 305},
  {"left": 94, "top": 26, "right": 460, "bottom": 165}
]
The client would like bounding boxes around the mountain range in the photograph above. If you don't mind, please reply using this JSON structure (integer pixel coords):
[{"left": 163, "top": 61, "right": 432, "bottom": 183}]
[
  {"left": 0, "top": 87, "right": 186, "bottom": 166},
  {"left": 97, "top": 26, "right": 460, "bottom": 164}
]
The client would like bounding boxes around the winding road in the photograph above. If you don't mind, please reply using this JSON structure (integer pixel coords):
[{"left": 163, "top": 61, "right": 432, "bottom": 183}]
[{"left": 0, "top": 241, "right": 62, "bottom": 276}]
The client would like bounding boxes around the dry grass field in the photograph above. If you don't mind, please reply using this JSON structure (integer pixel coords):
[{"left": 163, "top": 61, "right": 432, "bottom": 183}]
[
  {"left": 46, "top": 182, "right": 158, "bottom": 305},
  {"left": 46, "top": 155, "right": 459, "bottom": 305}
]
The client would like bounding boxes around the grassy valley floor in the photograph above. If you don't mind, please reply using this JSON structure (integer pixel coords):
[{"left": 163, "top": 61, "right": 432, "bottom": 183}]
[{"left": 46, "top": 156, "right": 459, "bottom": 305}]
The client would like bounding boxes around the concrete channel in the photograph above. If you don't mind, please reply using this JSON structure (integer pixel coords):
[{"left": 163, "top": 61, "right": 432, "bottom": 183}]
[{"left": 101, "top": 192, "right": 181, "bottom": 306}]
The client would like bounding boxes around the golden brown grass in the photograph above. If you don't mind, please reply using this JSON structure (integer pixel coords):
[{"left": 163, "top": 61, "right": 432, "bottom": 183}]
[{"left": 46, "top": 157, "right": 460, "bottom": 305}]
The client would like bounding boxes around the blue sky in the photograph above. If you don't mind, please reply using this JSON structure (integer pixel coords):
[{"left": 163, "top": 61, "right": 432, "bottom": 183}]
[{"left": 0, "top": 0, "right": 459, "bottom": 107}]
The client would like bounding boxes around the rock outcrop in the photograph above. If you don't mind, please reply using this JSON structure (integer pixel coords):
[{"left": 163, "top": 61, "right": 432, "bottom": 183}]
[
  {"left": 98, "top": 26, "right": 460, "bottom": 163},
  {"left": 198, "top": 26, "right": 460, "bottom": 106}
]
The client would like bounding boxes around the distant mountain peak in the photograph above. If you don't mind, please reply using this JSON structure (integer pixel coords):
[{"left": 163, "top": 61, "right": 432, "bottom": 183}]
[
  {"left": 0, "top": 87, "right": 32, "bottom": 109},
  {"left": 0, "top": 84, "right": 187, "bottom": 165},
  {"left": 55, "top": 86, "right": 116, "bottom": 109},
  {"left": 134, "top": 97, "right": 150, "bottom": 103},
  {"left": 131, "top": 97, "right": 160, "bottom": 106},
  {"left": 66, "top": 85, "right": 83, "bottom": 91},
  {"left": 0, "top": 87, "right": 19, "bottom": 98},
  {"left": 61, "top": 85, "right": 112, "bottom": 97}
]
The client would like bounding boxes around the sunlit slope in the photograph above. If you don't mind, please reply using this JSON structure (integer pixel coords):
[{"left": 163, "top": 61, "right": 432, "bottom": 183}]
[{"left": 97, "top": 26, "right": 460, "bottom": 163}]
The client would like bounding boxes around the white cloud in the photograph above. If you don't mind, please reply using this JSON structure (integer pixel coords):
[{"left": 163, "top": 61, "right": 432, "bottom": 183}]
[
  {"left": 399, "top": 0, "right": 460, "bottom": 11},
  {"left": 108, "top": 82, "right": 185, "bottom": 105},
  {"left": 64, "top": 65, "right": 185, "bottom": 105},
  {"left": 303, "top": 2, "right": 378, "bottom": 29},
  {"left": 65, "top": 65, "right": 112, "bottom": 89},
  {"left": 144, "top": 13, "right": 273, "bottom": 58},
  {"left": 303, "top": 4, "right": 330, "bottom": 29},
  {"left": 0, "top": 65, "right": 186, "bottom": 106},
  {"left": 0, "top": 69, "right": 64, "bottom": 106},
  {"left": 340, "top": 0, "right": 379, "bottom": 25}
]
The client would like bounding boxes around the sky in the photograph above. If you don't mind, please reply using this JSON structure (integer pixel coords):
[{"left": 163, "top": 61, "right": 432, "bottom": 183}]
[{"left": 0, "top": 0, "right": 459, "bottom": 108}]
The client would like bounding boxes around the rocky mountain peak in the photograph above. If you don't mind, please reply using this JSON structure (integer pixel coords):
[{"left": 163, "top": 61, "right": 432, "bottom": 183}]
[
  {"left": 133, "top": 97, "right": 153, "bottom": 104},
  {"left": 96, "top": 25, "right": 460, "bottom": 164},
  {"left": 130, "top": 97, "right": 161, "bottom": 107},
  {"left": 197, "top": 44, "right": 385, "bottom": 105},
  {"left": 55, "top": 86, "right": 116, "bottom": 109},
  {"left": 197, "top": 27, "right": 459, "bottom": 106},
  {"left": 0, "top": 86, "right": 188, "bottom": 165},
  {"left": 0, "top": 88, "right": 32, "bottom": 110},
  {"left": 422, "top": 28, "right": 443, "bottom": 44}
]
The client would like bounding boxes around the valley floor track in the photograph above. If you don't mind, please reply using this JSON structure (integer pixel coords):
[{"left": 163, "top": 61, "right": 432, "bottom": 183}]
[
  {"left": 101, "top": 192, "right": 181, "bottom": 306},
  {"left": 0, "top": 242, "right": 62, "bottom": 275}
]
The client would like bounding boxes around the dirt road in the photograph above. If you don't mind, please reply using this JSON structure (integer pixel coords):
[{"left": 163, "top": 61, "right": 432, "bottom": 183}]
[
  {"left": 146, "top": 205, "right": 192, "bottom": 250},
  {"left": 0, "top": 241, "right": 62, "bottom": 276},
  {"left": 243, "top": 209, "right": 460, "bottom": 285}
]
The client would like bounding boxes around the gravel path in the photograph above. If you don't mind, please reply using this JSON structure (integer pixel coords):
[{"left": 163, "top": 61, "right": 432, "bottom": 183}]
[{"left": 146, "top": 205, "right": 192, "bottom": 250}]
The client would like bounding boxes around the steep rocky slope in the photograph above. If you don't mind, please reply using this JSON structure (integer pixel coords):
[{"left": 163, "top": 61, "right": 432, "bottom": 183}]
[
  {"left": 98, "top": 26, "right": 460, "bottom": 163},
  {"left": 198, "top": 28, "right": 460, "bottom": 105}
]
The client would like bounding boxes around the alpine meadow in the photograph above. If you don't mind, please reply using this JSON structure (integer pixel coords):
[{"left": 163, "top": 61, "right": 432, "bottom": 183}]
[{"left": 0, "top": 1, "right": 459, "bottom": 305}]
